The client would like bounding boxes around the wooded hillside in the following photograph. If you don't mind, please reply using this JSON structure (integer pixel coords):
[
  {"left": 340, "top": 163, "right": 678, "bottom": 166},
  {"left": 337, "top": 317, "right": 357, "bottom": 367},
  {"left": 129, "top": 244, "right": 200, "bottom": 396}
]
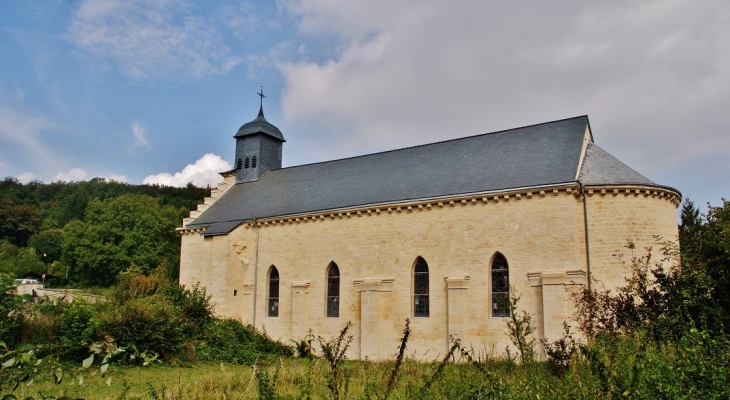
[{"left": 0, "top": 176, "right": 209, "bottom": 286}]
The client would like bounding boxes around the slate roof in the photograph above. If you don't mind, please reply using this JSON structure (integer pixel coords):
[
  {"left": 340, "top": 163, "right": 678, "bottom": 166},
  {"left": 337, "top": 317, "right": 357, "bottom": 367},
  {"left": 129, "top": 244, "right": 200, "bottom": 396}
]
[
  {"left": 577, "top": 143, "right": 654, "bottom": 186},
  {"left": 234, "top": 107, "right": 285, "bottom": 142},
  {"left": 188, "top": 115, "right": 670, "bottom": 234}
]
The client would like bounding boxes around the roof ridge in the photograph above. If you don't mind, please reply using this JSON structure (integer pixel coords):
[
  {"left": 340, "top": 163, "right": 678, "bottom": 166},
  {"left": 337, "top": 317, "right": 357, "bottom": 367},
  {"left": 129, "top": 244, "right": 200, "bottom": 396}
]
[{"left": 262, "top": 115, "right": 589, "bottom": 174}]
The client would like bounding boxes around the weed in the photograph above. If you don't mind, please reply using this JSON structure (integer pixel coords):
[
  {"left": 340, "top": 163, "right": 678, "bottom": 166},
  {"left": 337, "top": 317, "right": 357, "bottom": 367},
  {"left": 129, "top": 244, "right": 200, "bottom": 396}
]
[
  {"left": 255, "top": 364, "right": 281, "bottom": 400},
  {"left": 505, "top": 286, "right": 536, "bottom": 363},
  {"left": 384, "top": 318, "right": 410, "bottom": 399},
  {"left": 317, "top": 321, "right": 353, "bottom": 400},
  {"left": 542, "top": 321, "right": 577, "bottom": 376}
]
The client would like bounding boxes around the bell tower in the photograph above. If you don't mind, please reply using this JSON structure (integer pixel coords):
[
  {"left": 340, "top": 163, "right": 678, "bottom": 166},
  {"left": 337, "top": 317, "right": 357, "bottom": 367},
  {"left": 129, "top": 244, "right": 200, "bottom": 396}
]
[{"left": 233, "top": 87, "right": 285, "bottom": 183}]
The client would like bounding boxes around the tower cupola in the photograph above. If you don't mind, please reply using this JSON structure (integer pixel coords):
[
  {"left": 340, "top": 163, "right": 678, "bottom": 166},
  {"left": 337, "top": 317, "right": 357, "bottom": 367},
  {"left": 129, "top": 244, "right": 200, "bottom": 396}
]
[{"left": 233, "top": 88, "right": 285, "bottom": 183}]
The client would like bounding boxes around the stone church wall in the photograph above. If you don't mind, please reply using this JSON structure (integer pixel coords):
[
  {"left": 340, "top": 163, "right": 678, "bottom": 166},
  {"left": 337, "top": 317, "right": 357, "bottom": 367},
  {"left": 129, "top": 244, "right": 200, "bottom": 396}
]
[{"left": 179, "top": 185, "right": 678, "bottom": 361}]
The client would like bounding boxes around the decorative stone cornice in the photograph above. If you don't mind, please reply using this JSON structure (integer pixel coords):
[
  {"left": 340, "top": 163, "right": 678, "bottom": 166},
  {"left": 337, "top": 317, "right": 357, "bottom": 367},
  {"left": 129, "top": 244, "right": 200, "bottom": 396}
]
[
  {"left": 353, "top": 277, "right": 395, "bottom": 292},
  {"left": 444, "top": 275, "right": 471, "bottom": 290},
  {"left": 527, "top": 269, "right": 587, "bottom": 287},
  {"left": 176, "top": 226, "right": 208, "bottom": 235},
  {"left": 291, "top": 280, "right": 311, "bottom": 294},
  {"left": 574, "top": 184, "right": 681, "bottom": 207},
  {"left": 233, "top": 183, "right": 680, "bottom": 229}
]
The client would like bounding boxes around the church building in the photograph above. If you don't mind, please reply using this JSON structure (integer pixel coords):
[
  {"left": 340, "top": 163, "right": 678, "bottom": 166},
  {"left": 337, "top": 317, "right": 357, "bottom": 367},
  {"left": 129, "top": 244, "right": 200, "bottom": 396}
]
[{"left": 178, "top": 100, "right": 680, "bottom": 360}]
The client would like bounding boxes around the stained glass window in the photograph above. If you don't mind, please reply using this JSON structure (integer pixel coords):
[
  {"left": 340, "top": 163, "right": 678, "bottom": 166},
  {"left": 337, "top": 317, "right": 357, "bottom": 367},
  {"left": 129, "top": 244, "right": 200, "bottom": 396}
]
[
  {"left": 327, "top": 262, "right": 340, "bottom": 317},
  {"left": 491, "top": 253, "right": 509, "bottom": 317},
  {"left": 268, "top": 266, "right": 279, "bottom": 317},
  {"left": 413, "top": 257, "right": 429, "bottom": 317}
]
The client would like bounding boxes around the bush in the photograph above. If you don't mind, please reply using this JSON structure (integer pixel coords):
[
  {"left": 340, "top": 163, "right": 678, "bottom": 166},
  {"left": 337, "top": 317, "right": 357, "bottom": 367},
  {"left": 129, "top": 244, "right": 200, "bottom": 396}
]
[
  {"left": 59, "top": 300, "right": 99, "bottom": 344},
  {"left": 161, "top": 282, "right": 214, "bottom": 337},
  {"left": 0, "top": 273, "right": 22, "bottom": 346},
  {"left": 196, "top": 318, "right": 293, "bottom": 364},
  {"left": 96, "top": 294, "right": 186, "bottom": 361}
]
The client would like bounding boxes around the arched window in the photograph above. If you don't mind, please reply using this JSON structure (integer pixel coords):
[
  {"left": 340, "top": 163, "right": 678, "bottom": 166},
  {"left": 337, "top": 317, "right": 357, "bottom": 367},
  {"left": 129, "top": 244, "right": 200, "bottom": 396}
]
[
  {"left": 236, "top": 158, "right": 242, "bottom": 170},
  {"left": 413, "top": 257, "right": 429, "bottom": 317},
  {"left": 251, "top": 156, "right": 257, "bottom": 168},
  {"left": 326, "top": 262, "right": 340, "bottom": 317},
  {"left": 244, "top": 157, "right": 250, "bottom": 169},
  {"left": 268, "top": 266, "right": 279, "bottom": 317},
  {"left": 491, "top": 253, "right": 509, "bottom": 317}
]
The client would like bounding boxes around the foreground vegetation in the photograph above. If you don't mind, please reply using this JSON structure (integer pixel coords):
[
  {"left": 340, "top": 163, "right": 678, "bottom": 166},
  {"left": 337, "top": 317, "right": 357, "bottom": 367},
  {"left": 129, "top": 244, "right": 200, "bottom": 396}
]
[{"left": 5, "top": 328, "right": 728, "bottom": 399}]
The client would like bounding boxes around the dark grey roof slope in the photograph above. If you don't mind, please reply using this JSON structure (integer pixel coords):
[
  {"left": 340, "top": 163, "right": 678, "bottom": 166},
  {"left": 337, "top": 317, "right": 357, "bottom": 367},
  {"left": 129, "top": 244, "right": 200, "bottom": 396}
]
[
  {"left": 234, "top": 107, "right": 285, "bottom": 142},
  {"left": 189, "top": 116, "right": 594, "bottom": 229},
  {"left": 578, "top": 143, "right": 654, "bottom": 185}
]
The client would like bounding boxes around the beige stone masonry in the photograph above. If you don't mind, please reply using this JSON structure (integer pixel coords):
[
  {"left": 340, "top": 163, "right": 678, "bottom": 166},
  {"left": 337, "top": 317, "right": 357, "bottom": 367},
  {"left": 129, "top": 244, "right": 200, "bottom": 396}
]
[
  {"left": 527, "top": 269, "right": 586, "bottom": 342},
  {"left": 445, "top": 275, "right": 470, "bottom": 343},
  {"left": 354, "top": 278, "right": 394, "bottom": 360},
  {"left": 291, "top": 281, "right": 311, "bottom": 339}
]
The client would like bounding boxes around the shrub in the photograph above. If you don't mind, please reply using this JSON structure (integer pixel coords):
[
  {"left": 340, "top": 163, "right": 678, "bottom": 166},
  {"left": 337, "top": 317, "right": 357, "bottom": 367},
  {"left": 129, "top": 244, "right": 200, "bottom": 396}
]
[
  {"left": 96, "top": 294, "right": 186, "bottom": 361},
  {"left": 0, "top": 273, "right": 22, "bottom": 346},
  {"left": 59, "top": 300, "right": 99, "bottom": 344},
  {"left": 542, "top": 322, "right": 578, "bottom": 377},
  {"left": 161, "top": 282, "right": 214, "bottom": 337},
  {"left": 196, "top": 318, "right": 293, "bottom": 365},
  {"left": 114, "top": 265, "right": 168, "bottom": 301}
]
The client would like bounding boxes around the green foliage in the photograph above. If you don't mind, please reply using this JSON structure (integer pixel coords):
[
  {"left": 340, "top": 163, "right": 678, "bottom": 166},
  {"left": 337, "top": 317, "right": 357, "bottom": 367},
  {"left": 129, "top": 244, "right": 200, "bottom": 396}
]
[
  {"left": 694, "top": 199, "right": 730, "bottom": 330},
  {"left": 255, "top": 365, "right": 282, "bottom": 400},
  {"left": 0, "top": 176, "right": 209, "bottom": 286},
  {"left": 61, "top": 194, "right": 183, "bottom": 286},
  {"left": 574, "top": 329, "right": 730, "bottom": 398},
  {"left": 317, "top": 322, "right": 353, "bottom": 400},
  {"left": 504, "top": 286, "right": 536, "bottom": 363},
  {"left": 160, "top": 282, "right": 214, "bottom": 333},
  {"left": 0, "top": 198, "right": 42, "bottom": 247},
  {"left": 384, "top": 318, "right": 410, "bottom": 399},
  {"left": 196, "top": 318, "right": 293, "bottom": 365},
  {"left": 0, "top": 242, "right": 44, "bottom": 278},
  {"left": 28, "top": 229, "right": 64, "bottom": 266},
  {"left": 542, "top": 322, "right": 577, "bottom": 377},
  {"left": 96, "top": 294, "right": 186, "bottom": 361},
  {"left": 17, "top": 305, "right": 62, "bottom": 346},
  {"left": 292, "top": 330, "right": 315, "bottom": 359},
  {"left": 59, "top": 301, "right": 98, "bottom": 345},
  {"left": 0, "top": 274, "right": 22, "bottom": 346}
]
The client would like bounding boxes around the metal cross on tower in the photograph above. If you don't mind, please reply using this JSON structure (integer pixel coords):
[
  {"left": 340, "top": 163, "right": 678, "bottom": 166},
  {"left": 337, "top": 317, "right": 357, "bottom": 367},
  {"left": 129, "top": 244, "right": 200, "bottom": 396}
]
[{"left": 257, "top": 85, "right": 266, "bottom": 108}]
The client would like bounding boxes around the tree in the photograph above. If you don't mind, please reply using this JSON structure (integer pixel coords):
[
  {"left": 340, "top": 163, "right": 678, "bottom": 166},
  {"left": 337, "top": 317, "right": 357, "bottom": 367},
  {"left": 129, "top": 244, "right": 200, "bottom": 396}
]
[
  {"left": 61, "top": 194, "right": 182, "bottom": 286},
  {"left": 29, "top": 228, "right": 64, "bottom": 265},
  {"left": 0, "top": 198, "right": 42, "bottom": 246}
]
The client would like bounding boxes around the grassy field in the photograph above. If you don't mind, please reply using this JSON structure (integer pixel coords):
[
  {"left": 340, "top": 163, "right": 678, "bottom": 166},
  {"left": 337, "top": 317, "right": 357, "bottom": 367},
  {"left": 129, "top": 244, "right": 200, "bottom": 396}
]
[{"left": 7, "top": 357, "right": 581, "bottom": 400}]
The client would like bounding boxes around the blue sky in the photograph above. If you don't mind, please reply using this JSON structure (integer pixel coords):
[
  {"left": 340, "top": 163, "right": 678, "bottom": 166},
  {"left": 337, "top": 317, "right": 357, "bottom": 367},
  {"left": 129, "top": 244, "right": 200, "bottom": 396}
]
[{"left": 1, "top": 1, "right": 728, "bottom": 211}]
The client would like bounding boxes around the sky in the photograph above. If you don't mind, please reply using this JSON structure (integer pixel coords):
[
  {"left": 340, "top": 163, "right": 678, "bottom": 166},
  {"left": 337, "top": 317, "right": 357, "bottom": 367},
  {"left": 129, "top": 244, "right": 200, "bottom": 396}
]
[{"left": 0, "top": 1, "right": 728, "bottom": 212}]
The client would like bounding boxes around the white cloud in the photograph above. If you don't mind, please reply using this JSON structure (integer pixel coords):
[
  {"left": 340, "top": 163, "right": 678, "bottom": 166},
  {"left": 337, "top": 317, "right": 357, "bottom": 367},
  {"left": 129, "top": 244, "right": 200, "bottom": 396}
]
[
  {"left": 130, "top": 120, "right": 149, "bottom": 149},
  {"left": 105, "top": 174, "right": 127, "bottom": 183},
  {"left": 68, "top": 0, "right": 242, "bottom": 79},
  {"left": 278, "top": 0, "right": 730, "bottom": 179},
  {"left": 16, "top": 172, "right": 36, "bottom": 183},
  {"left": 54, "top": 168, "right": 88, "bottom": 182},
  {"left": 143, "top": 153, "right": 231, "bottom": 187}
]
